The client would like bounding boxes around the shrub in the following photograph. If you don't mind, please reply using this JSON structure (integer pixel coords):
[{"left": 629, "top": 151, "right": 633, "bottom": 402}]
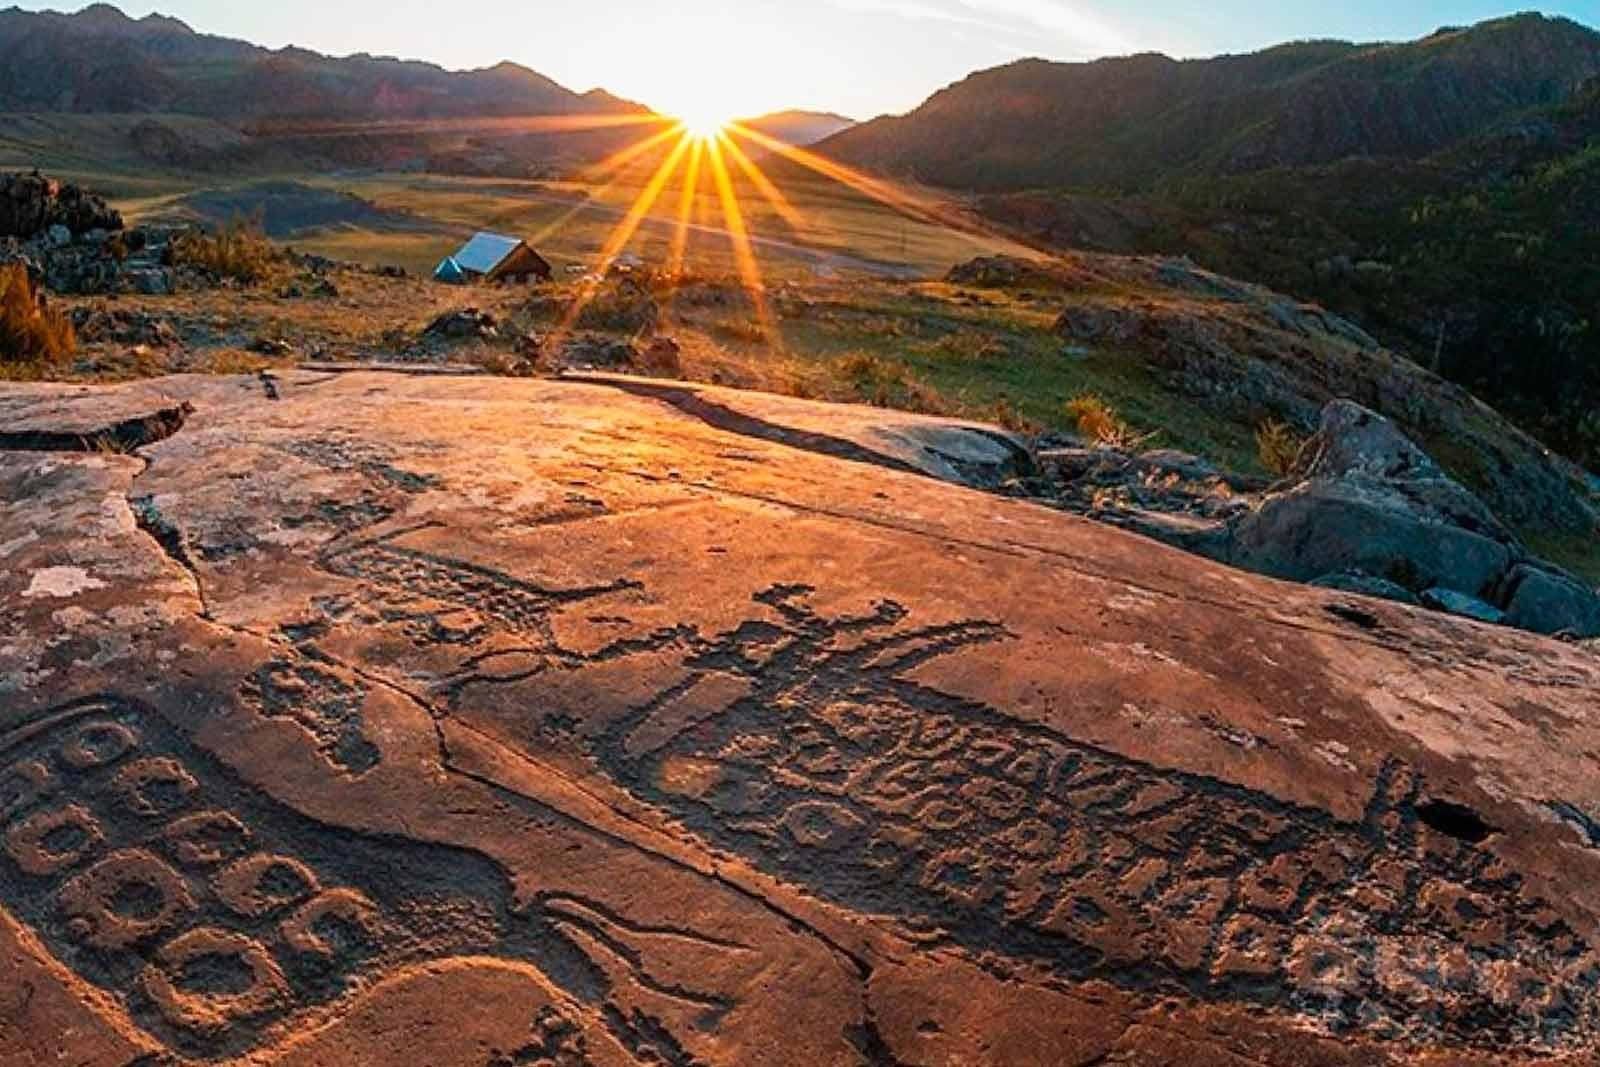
[
  {"left": 836, "top": 352, "right": 942, "bottom": 412},
  {"left": 575, "top": 276, "right": 659, "bottom": 336},
  {"left": 0, "top": 263, "right": 75, "bottom": 366},
  {"left": 990, "top": 396, "right": 1041, "bottom": 435},
  {"left": 170, "top": 216, "right": 277, "bottom": 284},
  {"left": 1065, "top": 393, "right": 1145, "bottom": 449},
  {"left": 1256, "top": 418, "right": 1308, "bottom": 478}
]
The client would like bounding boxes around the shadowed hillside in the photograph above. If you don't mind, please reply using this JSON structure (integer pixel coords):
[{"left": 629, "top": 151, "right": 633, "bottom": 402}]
[{"left": 819, "top": 14, "right": 1600, "bottom": 192}]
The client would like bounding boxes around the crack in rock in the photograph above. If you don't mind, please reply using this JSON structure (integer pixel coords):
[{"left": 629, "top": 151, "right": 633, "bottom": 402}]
[{"left": 0, "top": 402, "right": 193, "bottom": 454}]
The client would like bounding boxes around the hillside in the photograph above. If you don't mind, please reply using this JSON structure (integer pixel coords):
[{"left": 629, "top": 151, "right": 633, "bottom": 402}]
[
  {"left": 737, "top": 109, "right": 856, "bottom": 147},
  {"left": 0, "top": 4, "right": 639, "bottom": 122},
  {"left": 976, "top": 76, "right": 1600, "bottom": 470},
  {"left": 819, "top": 14, "right": 1600, "bottom": 192}
]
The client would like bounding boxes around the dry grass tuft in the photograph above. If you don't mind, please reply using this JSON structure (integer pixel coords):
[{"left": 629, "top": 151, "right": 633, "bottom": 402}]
[
  {"left": 171, "top": 216, "right": 278, "bottom": 284},
  {"left": 1066, "top": 392, "right": 1147, "bottom": 450},
  {"left": 1256, "top": 418, "right": 1308, "bottom": 478},
  {"left": 0, "top": 263, "right": 75, "bottom": 370}
]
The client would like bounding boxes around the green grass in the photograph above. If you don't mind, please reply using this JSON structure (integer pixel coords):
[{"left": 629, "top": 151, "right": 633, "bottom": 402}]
[
  {"left": 1521, "top": 529, "right": 1600, "bottom": 587},
  {"left": 685, "top": 283, "right": 1268, "bottom": 470}
]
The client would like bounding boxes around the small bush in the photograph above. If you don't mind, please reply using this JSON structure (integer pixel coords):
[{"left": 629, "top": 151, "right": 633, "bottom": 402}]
[
  {"left": 170, "top": 216, "right": 277, "bottom": 284},
  {"left": 1065, "top": 393, "right": 1145, "bottom": 450},
  {"left": 1256, "top": 418, "right": 1308, "bottom": 478},
  {"left": 836, "top": 352, "right": 942, "bottom": 413},
  {"left": 575, "top": 277, "right": 659, "bottom": 336},
  {"left": 0, "top": 263, "right": 75, "bottom": 366},
  {"left": 990, "top": 396, "right": 1041, "bottom": 435}
]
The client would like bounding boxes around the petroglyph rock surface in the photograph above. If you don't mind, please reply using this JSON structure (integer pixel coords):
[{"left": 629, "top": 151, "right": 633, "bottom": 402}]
[{"left": 2, "top": 369, "right": 1599, "bottom": 1066}]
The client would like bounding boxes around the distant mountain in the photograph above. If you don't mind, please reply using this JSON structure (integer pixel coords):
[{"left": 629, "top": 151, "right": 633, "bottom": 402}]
[
  {"left": 819, "top": 14, "right": 1600, "bottom": 192},
  {"left": 738, "top": 110, "right": 856, "bottom": 148},
  {"left": 0, "top": 3, "right": 641, "bottom": 121}
]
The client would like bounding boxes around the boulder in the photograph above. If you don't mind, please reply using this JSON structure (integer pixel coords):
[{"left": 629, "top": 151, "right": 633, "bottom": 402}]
[
  {"left": 636, "top": 335, "right": 683, "bottom": 377},
  {"left": 1503, "top": 565, "right": 1600, "bottom": 639},
  {"left": 1297, "top": 399, "right": 1444, "bottom": 482},
  {"left": 124, "top": 267, "right": 174, "bottom": 296},
  {"left": 1421, "top": 587, "right": 1507, "bottom": 625},
  {"left": 423, "top": 308, "right": 499, "bottom": 342},
  {"left": 1310, "top": 570, "right": 1423, "bottom": 606},
  {"left": 560, "top": 333, "right": 635, "bottom": 368},
  {"left": 40, "top": 245, "right": 121, "bottom": 295},
  {"left": 1222, "top": 401, "right": 1600, "bottom": 634},
  {"left": 1055, "top": 304, "right": 1142, "bottom": 345},
  {"left": 0, "top": 171, "right": 122, "bottom": 239},
  {"left": 1230, "top": 476, "right": 1514, "bottom": 596},
  {"left": 69, "top": 307, "right": 180, "bottom": 348}
]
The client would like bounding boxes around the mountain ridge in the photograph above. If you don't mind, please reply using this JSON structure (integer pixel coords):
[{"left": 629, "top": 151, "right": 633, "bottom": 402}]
[
  {"left": 817, "top": 13, "right": 1600, "bottom": 192},
  {"left": 0, "top": 2, "right": 645, "bottom": 120}
]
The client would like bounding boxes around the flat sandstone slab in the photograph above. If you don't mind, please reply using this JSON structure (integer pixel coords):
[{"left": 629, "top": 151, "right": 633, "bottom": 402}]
[{"left": 1, "top": 371, "right": 1598, "bottom": 1066}]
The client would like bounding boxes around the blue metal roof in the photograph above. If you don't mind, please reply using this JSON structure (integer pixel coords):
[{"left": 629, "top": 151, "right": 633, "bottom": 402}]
[
  {"left": 433, "top": 256, "right": 467, "bottom": 284},
  {"left": 452, "top": 232, "right": 523, "bottom": 275}
]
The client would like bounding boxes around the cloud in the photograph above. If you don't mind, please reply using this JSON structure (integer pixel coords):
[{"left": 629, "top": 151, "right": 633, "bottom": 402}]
[
  {"left": 824, "top": 0, "right": 1129, "bottom": 55},
  {"left": 824, "top": 0, "right": 1013, "bottom": 35},
  {"left": 954, "top": 0, "right": 1130, "bottom": 52}
]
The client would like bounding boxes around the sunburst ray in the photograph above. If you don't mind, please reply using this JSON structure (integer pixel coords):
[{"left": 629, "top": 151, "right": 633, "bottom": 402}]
[
  {"left": 667, "top": 138, "right": 708, "bottom": 280},
  {"left": 706, "top": 133, "right": 779, "bottom": 349},
  {"left": 718, "top": 133, "right": 811, "bottom": 240},
  {"left": 725, "top": 122, "right": 961, "bottom": 232},
  {"left": 558, "top": 129, "right": 697, "bottom": 336}
]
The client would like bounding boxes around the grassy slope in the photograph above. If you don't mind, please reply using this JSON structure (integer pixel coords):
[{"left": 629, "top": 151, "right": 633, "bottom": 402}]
[{"left": 12, "top": 131, "right": 1593, "bottom": 577}]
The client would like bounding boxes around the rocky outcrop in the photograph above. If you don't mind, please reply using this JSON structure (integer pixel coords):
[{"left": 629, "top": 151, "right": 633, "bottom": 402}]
[
  {"left": 422, "top": 307, "right": 499, "bottom": 342},
  {"left": 3, "top": 370, "right": 1600, "bottom": 1065},
  {"left": 951, "top": 253, "right": 1599, "bottom": 535},
  {"left": 2, "top": 215, "right": 194, "bottom": 298},
  {"left": 1231, "top": 402, "right": 1599, "bottom": 637},
  {"left": 0, "top": 171, "right": 122, "bottom": 239},
  {"left": 1035, "top": 400, "right": 1600, "bottom": 638}
]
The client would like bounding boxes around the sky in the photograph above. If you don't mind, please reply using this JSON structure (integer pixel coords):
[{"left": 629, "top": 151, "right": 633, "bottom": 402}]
[{"left": 25, "top": 1, "right": 1600, "bottom": 120}]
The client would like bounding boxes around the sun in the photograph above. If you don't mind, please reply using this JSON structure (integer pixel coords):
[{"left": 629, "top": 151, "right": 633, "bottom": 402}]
[{"left": 677, "top": 105, "right": 734, "bottom": 141}]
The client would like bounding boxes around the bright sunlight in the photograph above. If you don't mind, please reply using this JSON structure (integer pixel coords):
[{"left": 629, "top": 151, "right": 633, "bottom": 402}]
[{"left": 677, "top": 106, "right": 734, "bottom": 141}]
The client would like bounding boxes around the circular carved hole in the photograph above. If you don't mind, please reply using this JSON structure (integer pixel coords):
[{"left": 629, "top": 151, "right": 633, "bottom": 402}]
[
  {"left": 112, "top": 758, "right": 199, "bottom": 819},
  {"left": 5, "top": 804, "right": 105, "bottom": 877},
  {"left": 59, "top": 849, "right": 195, "bottom": 949},
  {"left": 215, "top": 854, "right": 319, "bottom": 919},
  {"left": 59, "top": 721, "right": 139, "bottom": 771},
  {"left": 142, "top": 928, "right": 290, "bottom": 1034}
]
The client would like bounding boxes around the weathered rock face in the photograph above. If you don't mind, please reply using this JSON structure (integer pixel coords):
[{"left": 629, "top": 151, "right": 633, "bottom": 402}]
[{"left": 2, "top": 372, "right": 1600, "bottom": 1066}]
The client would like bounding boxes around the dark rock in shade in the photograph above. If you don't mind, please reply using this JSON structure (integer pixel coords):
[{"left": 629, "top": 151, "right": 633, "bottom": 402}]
[
  {"left": 1420, "top": 587, "right": 1508, "bottom": 625},
  {"left": 3, "top": 370, "right": 1600, "bottom": 1065},
  {"left": 0, "top": 172, "right": 123, "bottom": 240},
  {"left": 636, "top": 335, "right": 683, "bottom": 377},
  {"left": 1229, "top": 476, "right": 1514, "bottom": 596},
  {"left": 1503, "top": 564, "right": 1600, "bottom": 639},
  {"left": 1039, "top": 399, "right": 1596, "bottom": 637},
  {"left": 68, "top": 307, "right": 181, "bottom": 348},
  {"left": 1310, "top": 570, "right": 1424, "bottom": 607},
  {"left": 422, "top": 308, "right": 499, "bottom": 341},
  {"left": 559, "top": 332, "right": 635, "bottom": 368}
]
